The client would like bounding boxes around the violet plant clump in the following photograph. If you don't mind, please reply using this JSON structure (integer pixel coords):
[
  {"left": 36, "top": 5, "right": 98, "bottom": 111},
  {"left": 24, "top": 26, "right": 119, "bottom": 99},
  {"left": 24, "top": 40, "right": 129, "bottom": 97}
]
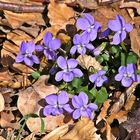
[
  {"left": 36, "top": 32, "right": 61, "bottom": 60},
  {"left": 108, "top": 15, "right": 133, "bottom": 45},
  {"left": 76, "top": 13, "right": 101, "bottom": 41},
  {"left": 115, "top": 64, "right": 140, "bottom": 87},
  {"left": 16, "top": 41, "right": 40, "bottom": 66},
  {"left": 55, "top": 56, "right": 83, "bottom": 82}
]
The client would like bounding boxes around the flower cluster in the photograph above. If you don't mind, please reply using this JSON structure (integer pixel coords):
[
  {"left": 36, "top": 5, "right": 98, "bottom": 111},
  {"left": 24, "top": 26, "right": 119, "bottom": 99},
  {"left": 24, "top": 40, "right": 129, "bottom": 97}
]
[{"left": 43, "top": 91, "right": 98, "bottom": 120}]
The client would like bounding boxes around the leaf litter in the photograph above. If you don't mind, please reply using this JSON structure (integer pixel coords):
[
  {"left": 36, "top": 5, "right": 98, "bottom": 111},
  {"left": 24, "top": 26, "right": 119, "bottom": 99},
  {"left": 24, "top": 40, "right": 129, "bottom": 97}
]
[{"left": 0, "top": 0, "right": 140, "bottom": 139}]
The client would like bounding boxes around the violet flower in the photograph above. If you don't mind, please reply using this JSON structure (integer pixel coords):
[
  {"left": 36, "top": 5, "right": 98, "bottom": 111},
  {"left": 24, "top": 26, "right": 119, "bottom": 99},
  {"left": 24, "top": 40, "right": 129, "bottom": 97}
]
[
  {"left": 76, "top": 13, "right": 101, "bottom": 41},
  {"left": 89, "top": 70, "right": 108, "bottom": 87},
  {"left": 72, "top": 92, "right": 98, "bottom": 119},
  {"left": 108, "top": 15, "right": 133, "bottom": 45},
  {"left": 43, "top": 91, "right": 73, "bottom": 116},
  {"left": 16, "top": 41, "right": 40, "bottom": 66},
  {"left": 36, "top": 32, "right": 61, "bottom": 60},
  {"left": 115, "top": 64, "right": 140, "bottom": 87},
  {"left": 70, "top": 33, "right": 94, "bottom": 55},
  {"left": 55, "top": 56, "right": 83, "bottom": 82}
]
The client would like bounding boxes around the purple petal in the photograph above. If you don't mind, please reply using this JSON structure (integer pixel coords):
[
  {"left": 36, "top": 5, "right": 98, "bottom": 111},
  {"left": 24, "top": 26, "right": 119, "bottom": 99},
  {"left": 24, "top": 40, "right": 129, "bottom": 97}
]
[
  {"left": 63, "top": 72, "right": 74, "bottom": 82},
  {"left": 45, "top": 94, "right": 57, "bottom": 105},
  {"left": 67, "top": 59, "right": 78, "bottom": 69},
  {"left": 118, "top": 66, "right": 126, "bottom": 74},
  {"left": 121, "top": 77, "right": 132, "bottom": 87},
  {"left": 125, "top": 23, "right": 133, "bottom": 32},
  {"left": 55, "top": 71, "right": 63, "bottom": 81},
  {"left": 52, "top": 107, "right": 63, "bottom": 115},
  {"left": 100, "top": 28, "right": 111, "bottom": 38},
  {"left": 44, "top": 49, "right": 56, "bottom": 60},
  {"left": 73, "top": 34, "right": 81, "bottom": 45},
  {"left": 89, "top": 73, "right": 98, "bottom": 83},
  {"left": 72, "top": 68, "right": 83, "bottom": 77},
  {"left": 43, "top": 105, "right": 52, "bottom": 116},
  {"left": 115, "top": 74, "right": 123, "bottom": 81},
  {"left": 20, "top": 41, "right": 27, "bottom": 53},
  {"left": 26, "top": 41, "right": 35, "bottom": 53},
  {"left": 72, "top": 109, "right": 81, "bottom": 119},
  {"left": 16, "top": 54, "right": 24, "bottom": 62},
  {"left": 84, "top": 13, "right": 94, "bottom": 25},
  {"left": 70, "top": 45, "right": 77, "bottom": 55},
  {"left": 87, "top": 103, "right": 98, "bottom": 111},
  {"left": 112, "top": 31, "right": 126, "bottom": 45},
  {"left": 132, "top": 74, "right": 140, "bottom": 82},
  {"left": 49, "top": 38, "right": 61, "bottom": 50},
  {"left": 72, "top": 95, "right": 83, "bottom": 108},
  {"left": 108, "top": 19, "right": 121, "bottom": 31},
  {"left": 63, "top": 104, "right": 74, "bottom": 113},
  {"left": 79, "top": 92, "right": 88, "bottom": 105},
  {"left": 94, "top": 22, "right": 101, "bottom": 30},
  {"left": 93, "top": 48, "right": 101, "bottom": 56},
  {"left": 96, "top": 79, "right": 104, "bottom": 87},
  {"left": 24, "top": 57, "right": 33, "bottom": 66},
  {"left": 80, "top": 32, "right": 90, "bottom": 44},
  {"left": 90, "top": 29, "right": 97, "bottom": 41},
  {"left": 58, "top": 91, "right": 69, "bottom": 105},
  {"left": 35, "top": 45, "right": 43, "bottom": 52},
  {"left": 116, "top": 15, "right": 125, "bottom": 27},
  {"left": 77, "top": 47, "right": 86, "bottom": 55},
  {"left": 43, "top": 32, "right": 52, "bottom": 47},
  {"left": 76, "top": 18, "right": 90, "bottom": 30},
  {"left": 85, "top": 44, "right": 94, "bottom": 50},
  {"left": 81, "top": 109, "right": 89, "bottom": 117},
  {"left": 32, "top": 55, "right": 40, "bottom": 64},
  {"left": 127, "top": 64, "right": 136, "bottom": 74},
  {"left": 57, "top": 56, "right": 67, "bottom": 69},
  {"left": 98, "top": 70, "right": 106, "bottom": 76}
]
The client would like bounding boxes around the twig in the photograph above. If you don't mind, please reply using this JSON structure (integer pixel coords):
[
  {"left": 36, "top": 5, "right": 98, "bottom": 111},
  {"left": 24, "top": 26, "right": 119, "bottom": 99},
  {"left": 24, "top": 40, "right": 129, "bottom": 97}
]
[{"left": 0, "top": 1, "right": 47, "bottom": 13}]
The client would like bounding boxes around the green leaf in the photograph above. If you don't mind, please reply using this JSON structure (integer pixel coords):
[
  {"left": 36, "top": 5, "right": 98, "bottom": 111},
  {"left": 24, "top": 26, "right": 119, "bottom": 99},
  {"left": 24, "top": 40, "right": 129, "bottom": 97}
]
[
  {"left": 111, "top": 46, "right": 119, "bottom": 54},
  {"left": 102, "top": 54, "right": 109, "bottom": 61},
  {"left": 31, "top": 71, "right": 40, "bottom": 79},
  {"left": 127, "top": 52, "right": 138, "bottom": 64},
  {"left": 89, "top": 88, "right": 98, "bottom": 99},
  {"left": 95, "top": 87, "right": 108, "bottom": 105},
  {"left": 121, "top": 52, "right": 126, "bottom": 66},
  {"left": 71, "top": 78, "right": 83, "bottom": 88},
  {"left": 40, "top": 118, "right": 45, "bottom": 134},
  {"left": 97, "top": 56, "right": 104, "bottom": 63}
]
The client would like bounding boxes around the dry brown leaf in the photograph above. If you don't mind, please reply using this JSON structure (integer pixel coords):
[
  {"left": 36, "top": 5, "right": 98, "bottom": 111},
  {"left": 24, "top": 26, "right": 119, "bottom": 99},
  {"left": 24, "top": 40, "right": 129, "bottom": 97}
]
[
  {"left": 0, "top": 69, "right": 12, "bottom": 82},
  {"left": 17, "top": 87, "right": 41, "bottom": 115},
  {"left": 26, "top": 115, "right": 65, "bottom": 133},
  {"left": 48, "top": 0, "right": 75, "bottom": 29},
  {"left": 61, "top": 118, "right": 101, "bottom": 140},
  {"left": 130, "top": 28, "right": 140, "bottom": 57},
  {"left": 96, "top": 99, "right": 111, "bottom": 124},
  {"left": 0, "top": 136, "right": 6, "bottom": 140},
  {"left": 0, "top": 111, "right": 20, "bottom": 129},
  {"left": 78, "top": 0, "right": 98, "bottom": 9},
  {"left": 0, "top": 94, "right": 5, "bottom": 112},
  {"left": 33, "top": 75, "right": 59, "bottom": 98},
  {"left": 77, "top": 55, "right": 102, "bottom": 70},
  {"left": 41, "top": 124, "right": 69, "bottom": 140},
  {"left": 7, "top": 30, "right": 33, "bottom": 46},
  {"left": 23, "top": 133, "right": 36, "bottom": 140},
  {"left": 4, "top": 10, "right": 45, "bottom": 29}
]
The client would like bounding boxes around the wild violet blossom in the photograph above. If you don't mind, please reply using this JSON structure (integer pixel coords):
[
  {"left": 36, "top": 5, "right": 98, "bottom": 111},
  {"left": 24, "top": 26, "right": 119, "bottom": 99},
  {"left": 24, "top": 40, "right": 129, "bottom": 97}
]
[
  {"left": 43, "top": 91, "right": 73, "bottom": 116},
  {"left": 72, "top": 92, "right": 98, "bottom": 119},
  {"left": 70, "top": 33, "right": 94, "bottom": 55},
  {"left": 55, "top": 56, "right": 83, "bottom": 82},
  {"left": 36, "top": 32, "right": 61, "bottom": 60},
  {"left": 89, "top": 70, "right": 108, "bottom": 87},
  {"left": 108, "top": 15, "right": 133, "bottom": 45},
  {"left": 115, "top": 64, "right": 140, "bottom": 87},
  {"left": 16, "top": 41, "right": 40, "bottom": 66},
  {"left": 76, "top": 13, "right": 101, "bottom": 41}
]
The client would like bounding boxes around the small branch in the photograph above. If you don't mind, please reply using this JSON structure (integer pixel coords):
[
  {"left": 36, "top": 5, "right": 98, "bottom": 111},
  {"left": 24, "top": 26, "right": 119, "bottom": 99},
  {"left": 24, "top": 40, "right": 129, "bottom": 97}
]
[{"left": 0, "top": 1, "right": 48, "bottom": 13}]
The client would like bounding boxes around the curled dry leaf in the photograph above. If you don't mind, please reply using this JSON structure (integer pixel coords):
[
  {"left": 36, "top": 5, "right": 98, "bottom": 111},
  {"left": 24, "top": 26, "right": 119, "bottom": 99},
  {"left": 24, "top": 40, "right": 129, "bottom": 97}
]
[
  {"left": 61, "top": 118, "right": 101, "bottom": 140},
  {"left": 48, "top": 0, "right": 75, "bottom": 29},
  {"left": 26, "top": 115, "right": 65, "bottom": 133},
  {"left": 130, "top": 28, "right": 140, "bottom": 57},
  {"left": 0, "top": 111, "right": 20, "bottom": 129},
  {"left": 96, "top": 99, "right": 111, "bottom": 124},
  {"left": 77, "top": 55, "right": 102, "bottom": 70},
  {"left": 0, "top": 94, "right": 5, "bottom": 112},
  {"left": 33, "top": 75, "right": 59, "bottom": 98},
  {"left": 17, "top": 87, "right": 41, "bottom": 116},
  {"left": 41, "top": 124, "right": 69, "bottom": 140},
  {"left": 4, "top": 10, "right": 45, "bottom": 29}
]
